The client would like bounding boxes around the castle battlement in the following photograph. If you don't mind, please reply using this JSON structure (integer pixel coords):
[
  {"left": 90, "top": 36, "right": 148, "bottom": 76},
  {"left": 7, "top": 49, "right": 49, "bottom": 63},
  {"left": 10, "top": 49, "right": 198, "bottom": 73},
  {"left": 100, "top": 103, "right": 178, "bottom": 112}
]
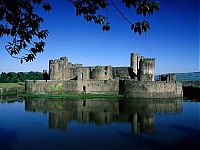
[{"left": 140, "top": 58, "right": 155, "bottom": 62}]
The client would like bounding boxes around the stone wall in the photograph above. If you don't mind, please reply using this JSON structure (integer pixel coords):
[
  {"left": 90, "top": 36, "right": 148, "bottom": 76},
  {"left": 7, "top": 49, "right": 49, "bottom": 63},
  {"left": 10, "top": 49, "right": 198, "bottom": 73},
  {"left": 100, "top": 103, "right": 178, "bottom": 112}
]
[
  {"left": 77, "top": 67, "right": 91, "bottom": 80},
  {"left": 91, "top": 66, "right": 112, "bottom": 80},
  {"left": 25, "top": 80, "right": 80, "bottom": 94},
  {"left": 69, "top": 67, "right": 91, "bottom": 80},
  {"left": 25, "top": 79, "right": 183, "bottom": 98},
  {"left": 69, "top": 67, "right": 79, "bottom": 80},
  {"left": 68, "top": 63, "right": 83, "bottom": 68},
  {"left": 119, "top": 80, "right": 183, "bottom": 98},
  {"left": 79, "top": 79, "right": 119, "bottom": 94},
  {"left": 25, "top": 79, "right": 119, "bottom": 94},
  {"left": 112, "top": 67, "right": 134, "bottom": 79},
  {"left": 159, "top": 74, "right": 176, "bottom": 81},
  {"left": 49, "top": 57, "right": 70, "bottom": 80}
]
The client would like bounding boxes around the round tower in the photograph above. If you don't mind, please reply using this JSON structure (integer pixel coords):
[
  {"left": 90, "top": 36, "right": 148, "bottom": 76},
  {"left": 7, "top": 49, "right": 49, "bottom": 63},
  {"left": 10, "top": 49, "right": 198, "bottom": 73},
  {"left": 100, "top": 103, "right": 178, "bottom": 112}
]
[
  {"left": 138, "top": 58, "right": 155, "bottom": 81},
  {"left": 91, "top": 66, "right": 112, "bottom": 80},
  {"left": 130, "top": 53, "right": 138, "bottom": 76}
]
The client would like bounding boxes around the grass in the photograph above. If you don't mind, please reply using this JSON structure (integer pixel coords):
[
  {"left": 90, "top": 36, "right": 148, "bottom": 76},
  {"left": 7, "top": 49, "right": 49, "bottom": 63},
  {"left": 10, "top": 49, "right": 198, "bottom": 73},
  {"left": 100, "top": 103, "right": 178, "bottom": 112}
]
[
  {"left": 0, "top": 83, "right": 24, "bottom": 88},
  {"left": 192, "top": 85, "right": 200, "bottom": 89},
  {"left": 20, "top": 93, "right": 122, "bottom": 100},
  {"left": 0, "top": 83, "right": 25, "bottom": 97}
]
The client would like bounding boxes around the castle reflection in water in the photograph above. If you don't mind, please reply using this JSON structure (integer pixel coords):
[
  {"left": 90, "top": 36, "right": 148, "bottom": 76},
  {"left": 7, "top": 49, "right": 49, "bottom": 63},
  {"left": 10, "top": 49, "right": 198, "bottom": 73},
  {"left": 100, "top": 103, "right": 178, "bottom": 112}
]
[{"left": 25, "top": 98, "right": 183, "bottom": 134}]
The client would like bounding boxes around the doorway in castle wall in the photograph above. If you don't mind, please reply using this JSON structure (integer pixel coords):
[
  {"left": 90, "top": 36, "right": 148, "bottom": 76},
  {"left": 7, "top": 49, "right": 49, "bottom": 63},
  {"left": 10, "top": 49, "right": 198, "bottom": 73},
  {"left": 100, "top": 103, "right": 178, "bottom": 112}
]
[{"left": 83, "top": 86, "right": 86, "bottom": 93}]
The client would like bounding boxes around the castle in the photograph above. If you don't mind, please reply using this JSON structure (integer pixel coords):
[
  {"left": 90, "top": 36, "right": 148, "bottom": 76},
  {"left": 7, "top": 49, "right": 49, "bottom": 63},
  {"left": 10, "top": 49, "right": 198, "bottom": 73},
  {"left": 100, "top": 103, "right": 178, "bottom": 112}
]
[
  {"left": 48, "top": 53, "right": 155, "bottom": 82},
  {"left": 25, "top": 53, "right": 183, "bottom": 98}
]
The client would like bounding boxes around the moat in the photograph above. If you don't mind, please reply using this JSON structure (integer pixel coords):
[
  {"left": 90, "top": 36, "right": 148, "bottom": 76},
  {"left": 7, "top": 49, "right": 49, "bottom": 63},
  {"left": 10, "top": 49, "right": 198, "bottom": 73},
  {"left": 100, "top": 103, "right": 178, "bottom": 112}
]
[{"left": 0, "top": 98, "right": 199, "bottom": 149}]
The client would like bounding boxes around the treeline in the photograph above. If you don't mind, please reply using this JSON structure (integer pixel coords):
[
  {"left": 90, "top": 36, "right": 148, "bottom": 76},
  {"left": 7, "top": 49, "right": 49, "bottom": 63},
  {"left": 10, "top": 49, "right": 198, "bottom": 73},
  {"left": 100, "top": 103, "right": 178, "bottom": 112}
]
[{"left": 0, "top": 72, "right": 43, "bottom": 83}]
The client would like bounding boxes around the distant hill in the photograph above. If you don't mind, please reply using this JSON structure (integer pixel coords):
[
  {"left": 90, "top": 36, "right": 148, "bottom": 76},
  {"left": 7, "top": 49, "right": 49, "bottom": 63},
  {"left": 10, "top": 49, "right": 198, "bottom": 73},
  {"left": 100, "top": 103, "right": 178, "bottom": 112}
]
[{"left": 155, "top": 72, "right": 200, "bottom": 81}]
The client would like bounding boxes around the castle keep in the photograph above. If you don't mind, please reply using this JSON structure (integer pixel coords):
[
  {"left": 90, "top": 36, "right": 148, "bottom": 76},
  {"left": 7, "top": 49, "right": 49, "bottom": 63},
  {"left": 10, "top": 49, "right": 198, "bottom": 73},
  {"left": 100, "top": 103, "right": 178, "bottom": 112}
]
[{"left": 25, "top": 53, "right": 183, "bottom": 98}]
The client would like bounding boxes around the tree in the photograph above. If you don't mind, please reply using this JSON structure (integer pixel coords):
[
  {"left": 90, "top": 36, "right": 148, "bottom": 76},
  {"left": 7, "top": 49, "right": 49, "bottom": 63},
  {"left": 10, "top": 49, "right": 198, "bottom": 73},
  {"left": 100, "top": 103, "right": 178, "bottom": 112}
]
[
  {"left": 0, "top": 0, "right": 51, "bottom": 63},
  {"left": 0, "top": 0, "right": 159, "bottom": 63},
  {"left": 0, "top": 71, "right": 43, "bottom": 83}
]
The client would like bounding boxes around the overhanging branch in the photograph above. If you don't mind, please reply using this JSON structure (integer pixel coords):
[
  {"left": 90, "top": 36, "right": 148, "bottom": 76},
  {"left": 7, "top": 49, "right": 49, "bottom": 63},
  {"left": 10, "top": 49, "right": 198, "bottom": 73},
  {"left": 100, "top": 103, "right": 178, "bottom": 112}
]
[{"left": 110, "top": 0, "right": 133, "bottom": 25}]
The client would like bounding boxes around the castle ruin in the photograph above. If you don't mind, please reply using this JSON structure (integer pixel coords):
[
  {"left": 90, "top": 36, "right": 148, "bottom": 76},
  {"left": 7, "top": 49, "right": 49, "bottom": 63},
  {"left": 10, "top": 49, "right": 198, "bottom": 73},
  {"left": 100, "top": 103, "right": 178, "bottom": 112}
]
[
  {"left": 25, "top": 53, "right": 183, "bottom": 98},
  {"left": 48, "top": 53, "right": 155, "bottom": 82}
]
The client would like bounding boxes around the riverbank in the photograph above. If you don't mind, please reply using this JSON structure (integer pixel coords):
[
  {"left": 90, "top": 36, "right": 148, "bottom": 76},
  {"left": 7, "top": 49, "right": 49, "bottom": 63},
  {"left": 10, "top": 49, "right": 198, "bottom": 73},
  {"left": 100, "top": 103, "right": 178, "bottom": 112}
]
[
  {"left": 20, "top": 93, "right": 122, "bottom": 100},
  {"left": 0, "top": 83, "right": 24, "bottom": 96}
]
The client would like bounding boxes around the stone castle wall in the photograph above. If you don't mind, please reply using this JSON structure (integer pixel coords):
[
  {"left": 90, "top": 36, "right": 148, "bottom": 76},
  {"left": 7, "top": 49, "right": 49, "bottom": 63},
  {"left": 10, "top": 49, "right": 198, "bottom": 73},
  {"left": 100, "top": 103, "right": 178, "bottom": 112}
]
[
  {"left": 112, "top": 67, "right": 134, "bottom": 79},
  {"left": 49, "top": 57, "right": 70, "bottom": 80},
  {"left": 70, "top": 67, "right": 91, "bottom": 80},
  {"left": 90, "top": 66, "right": 112, "bottom": 80},
  {"left": 119, "top": 80, "right": 183, "bottom": 98},
  {"left": 159, "top": 74, "right": 176, "bottom": 81},
  {"left": 79, "top": 79, "right": 119, "bottom": 94},
  {"left": 25, "top": 80, "right": 79, "bottom": 94},
  {"left": 25, "top": 79, "right": 119, "bottom": 94}
]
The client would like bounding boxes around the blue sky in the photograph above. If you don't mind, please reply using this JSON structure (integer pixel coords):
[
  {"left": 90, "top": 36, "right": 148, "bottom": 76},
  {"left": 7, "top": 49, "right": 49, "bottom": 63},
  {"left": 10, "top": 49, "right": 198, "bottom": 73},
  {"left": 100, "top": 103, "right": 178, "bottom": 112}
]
[{"left": 0, "top": 0, "right": 199, "bottom": 74}]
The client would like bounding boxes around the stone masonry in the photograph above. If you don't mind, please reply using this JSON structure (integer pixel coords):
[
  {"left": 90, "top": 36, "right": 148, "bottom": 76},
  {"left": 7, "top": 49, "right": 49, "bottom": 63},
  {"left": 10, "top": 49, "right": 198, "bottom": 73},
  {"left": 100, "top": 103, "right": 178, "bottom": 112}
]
[{"left": 25, "top": 53, "right": 183, "bottom": 98}]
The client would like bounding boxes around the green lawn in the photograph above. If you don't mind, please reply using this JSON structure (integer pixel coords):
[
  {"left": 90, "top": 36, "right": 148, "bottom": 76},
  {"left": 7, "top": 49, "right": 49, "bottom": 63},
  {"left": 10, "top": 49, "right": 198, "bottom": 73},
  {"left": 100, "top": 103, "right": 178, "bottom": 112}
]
[
  {"left": 0, "top": 83, "right": 25, "bottom": 96},
  {"left": 192, "top": 85, "right": 200, "bottom": 89},
  {"left": 0, "top": 83, "right": 24, "bottom": 88}
]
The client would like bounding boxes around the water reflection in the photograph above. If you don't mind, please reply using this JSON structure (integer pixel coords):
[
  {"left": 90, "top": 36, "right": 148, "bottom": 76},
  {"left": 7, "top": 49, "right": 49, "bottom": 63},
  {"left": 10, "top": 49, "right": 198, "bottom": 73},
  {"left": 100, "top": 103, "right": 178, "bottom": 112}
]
[
  {"left": 0, "top": 94, "right": 19, "bottom": 102},
  {"left": 25, "top": 98, "right": 183, "bottom": 134}
]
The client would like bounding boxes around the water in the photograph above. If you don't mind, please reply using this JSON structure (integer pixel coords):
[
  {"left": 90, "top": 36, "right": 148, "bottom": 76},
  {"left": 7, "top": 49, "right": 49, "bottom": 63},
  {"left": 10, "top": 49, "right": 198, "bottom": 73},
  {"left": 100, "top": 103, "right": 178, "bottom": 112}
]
[{"left": 0, "top": 98, "right": 199, "bottom": 150}]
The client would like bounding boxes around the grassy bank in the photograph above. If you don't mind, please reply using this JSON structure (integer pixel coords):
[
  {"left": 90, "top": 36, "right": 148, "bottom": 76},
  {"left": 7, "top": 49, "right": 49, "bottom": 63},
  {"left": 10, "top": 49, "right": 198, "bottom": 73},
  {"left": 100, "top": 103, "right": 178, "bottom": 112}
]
[
  {"left": 0, "top": 83, "right": 24, "bottom": 88},
  {"left": 192, "top": 85, "right": 200, "bottom": 89},
  {"left": 21, "top": 93, "right": 122, "bottom": 100},
  {"left": 0, "top": 83, "right": 24, "bottom": 96}
]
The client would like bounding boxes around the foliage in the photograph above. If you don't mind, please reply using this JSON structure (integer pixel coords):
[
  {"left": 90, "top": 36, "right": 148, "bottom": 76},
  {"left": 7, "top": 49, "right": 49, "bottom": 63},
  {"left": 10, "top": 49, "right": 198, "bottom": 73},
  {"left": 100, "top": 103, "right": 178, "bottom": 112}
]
[
  {"left": 49, "top": 84, "right": 62, "bottom": 94},
  {"left": 67, "top": 0, "right": 159, "bottom": 33},
  {"left": 0, "top": 0, "right": 159, "bottom": 62},
  {"left": 0, "top": 0, "right": 51, "bottom": 63},
  {"left": 0, "top": 71, "right": 43, "bottom": 83}
]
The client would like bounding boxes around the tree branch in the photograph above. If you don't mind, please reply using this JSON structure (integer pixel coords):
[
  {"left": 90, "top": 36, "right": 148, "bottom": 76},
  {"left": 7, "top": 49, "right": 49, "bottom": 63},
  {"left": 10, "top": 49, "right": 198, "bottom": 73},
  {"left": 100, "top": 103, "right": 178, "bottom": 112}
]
[{"left": 110, "top": 0, "right": 133, "bottom": 25}]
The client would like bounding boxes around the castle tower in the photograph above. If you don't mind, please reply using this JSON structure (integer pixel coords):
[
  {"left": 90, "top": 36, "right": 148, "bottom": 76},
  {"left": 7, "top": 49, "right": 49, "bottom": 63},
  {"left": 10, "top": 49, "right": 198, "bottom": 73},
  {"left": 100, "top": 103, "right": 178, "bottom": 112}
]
[
  {"left": 138, "top": 58, "right": 155, "bottom": 81},
  {"left": 130, "top": 53, "right": 138, "bottom": 76},
  {"left": 49, "top": 57, "right": 70, "bottom": 80},
  {"left": 91, "top": 66, "right": 112, "bottom": 80},
  {"left": 130, "top": 53, "right": 144, "bottom": 79}
]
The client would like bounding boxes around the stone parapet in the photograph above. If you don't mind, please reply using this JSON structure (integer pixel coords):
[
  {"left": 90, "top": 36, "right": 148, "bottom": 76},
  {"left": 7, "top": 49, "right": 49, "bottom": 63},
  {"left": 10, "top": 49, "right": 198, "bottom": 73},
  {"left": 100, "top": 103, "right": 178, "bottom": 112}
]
[{"left": 119, "top": 80, "right": 183, "bottom": 98}]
